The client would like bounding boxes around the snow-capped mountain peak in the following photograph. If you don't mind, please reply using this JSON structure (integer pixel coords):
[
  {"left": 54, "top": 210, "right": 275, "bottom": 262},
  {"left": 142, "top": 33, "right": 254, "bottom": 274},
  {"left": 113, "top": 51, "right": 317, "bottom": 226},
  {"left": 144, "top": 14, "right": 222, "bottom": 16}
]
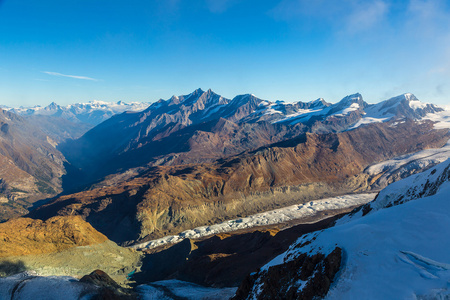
[
  {"left": 309, "top": 98, "right": 327, "bottom": 108},
  {"left": 339, "top": 93, "right": 363, "bottom": 103}
]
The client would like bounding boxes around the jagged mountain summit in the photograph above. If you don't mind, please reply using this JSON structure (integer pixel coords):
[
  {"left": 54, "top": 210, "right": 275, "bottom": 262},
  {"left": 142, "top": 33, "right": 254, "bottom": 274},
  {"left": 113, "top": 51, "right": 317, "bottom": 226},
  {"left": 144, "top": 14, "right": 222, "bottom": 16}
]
[{"left": 234, "top": 158, "right": 450, "bottom": 300}]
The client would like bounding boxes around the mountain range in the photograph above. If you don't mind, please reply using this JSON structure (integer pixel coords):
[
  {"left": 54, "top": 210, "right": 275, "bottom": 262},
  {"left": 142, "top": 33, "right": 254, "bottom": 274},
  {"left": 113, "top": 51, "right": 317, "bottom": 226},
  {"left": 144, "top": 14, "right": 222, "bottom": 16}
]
[
  {"left": 58, "top": 89, "right": 443, "bottom": 188},
  {"left": 24, "top": 89, "right": 449, "bottom": 245},
  {"left": 4, "top": 100, "right": 150, "bottom": 126},
  {"left": 0, "top": 89, "right": 448, "bottom": 299}
]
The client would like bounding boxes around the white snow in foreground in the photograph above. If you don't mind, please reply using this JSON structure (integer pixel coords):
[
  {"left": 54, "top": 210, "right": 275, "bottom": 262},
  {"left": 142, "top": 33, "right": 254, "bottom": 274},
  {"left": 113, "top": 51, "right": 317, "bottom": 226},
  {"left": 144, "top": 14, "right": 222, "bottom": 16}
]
[
  {"left": 0, "top": 274, "right": 235, "bottom": 300},
  {"left": 0, "top": 272, "right": 96, "bottom": 300},
  {"left": 138, "top": 279, "right": 237, "bottom": 300},
  {"left": 131, "top": 193, "right": 375, "bottom": 250},
  {"left": 261, "top": 161, "right": 450, "bottom": 299}
]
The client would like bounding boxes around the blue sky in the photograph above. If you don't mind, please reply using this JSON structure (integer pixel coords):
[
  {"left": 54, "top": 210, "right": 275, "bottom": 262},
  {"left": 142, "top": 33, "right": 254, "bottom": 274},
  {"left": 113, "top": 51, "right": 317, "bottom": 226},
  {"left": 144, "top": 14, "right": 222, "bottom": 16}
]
[{"left": 1, "top": 0, "right": 449, "bottom": 107}]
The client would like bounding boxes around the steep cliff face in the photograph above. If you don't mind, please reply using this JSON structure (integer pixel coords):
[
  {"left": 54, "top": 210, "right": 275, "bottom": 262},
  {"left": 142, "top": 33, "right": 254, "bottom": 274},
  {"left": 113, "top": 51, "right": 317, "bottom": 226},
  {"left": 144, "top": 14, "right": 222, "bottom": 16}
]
[
  {"left": 233, "top": 248, "right": 342, "bottom": 300},
  {"left": 29, "top": 120, "right": 449, "bottom": 244}
]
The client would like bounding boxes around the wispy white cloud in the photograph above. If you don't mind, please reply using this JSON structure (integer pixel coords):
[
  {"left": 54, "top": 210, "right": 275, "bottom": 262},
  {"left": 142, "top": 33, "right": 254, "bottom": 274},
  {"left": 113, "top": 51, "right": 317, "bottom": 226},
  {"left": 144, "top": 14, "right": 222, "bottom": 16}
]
[
  {"left": 269, "top": 0, "right": 389, "bottom": 34},
  {"left": 42, "top": 71, "right": 98, "bottom": 81},
  {"left": 405, "top": 0, "right": 450, "bottom": 37},
  {"left": 345, "top": 1, "right": 389, "bottom": 34}
]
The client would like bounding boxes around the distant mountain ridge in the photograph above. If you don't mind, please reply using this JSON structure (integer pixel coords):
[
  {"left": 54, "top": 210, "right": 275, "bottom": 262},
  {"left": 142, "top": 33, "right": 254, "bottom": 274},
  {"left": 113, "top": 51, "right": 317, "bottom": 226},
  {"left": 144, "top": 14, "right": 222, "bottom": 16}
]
[
  {"left": 58, "top": 89, "right": 446, "bottom": 189},
  {"left": 4, "top": 100, "right": 151, "bottom": 126}
]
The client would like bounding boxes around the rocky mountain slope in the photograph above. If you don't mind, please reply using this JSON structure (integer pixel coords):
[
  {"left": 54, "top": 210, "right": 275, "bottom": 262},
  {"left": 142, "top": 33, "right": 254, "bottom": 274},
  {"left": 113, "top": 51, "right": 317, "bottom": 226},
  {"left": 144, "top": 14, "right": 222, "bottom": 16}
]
[
  {"left": 29, "top": 119, "right": 450, "bottom": 244},
  {"left": 234, "top": 158, "right": 450, "bottom": 299},
  {"left": 0, "top": 109, "right": 66, "bottom": 221},
  {"left": 0, "top": 214, "right": 142, "bottom": 286},
  {"left": 58, "top": 89, "right": 444, "bottom": 190},
  {"left": 2, "top": 100, "right": 150, "bottom": 144},
  {"left": 0, "top": 100, "right": 152, "bottom": 221}
]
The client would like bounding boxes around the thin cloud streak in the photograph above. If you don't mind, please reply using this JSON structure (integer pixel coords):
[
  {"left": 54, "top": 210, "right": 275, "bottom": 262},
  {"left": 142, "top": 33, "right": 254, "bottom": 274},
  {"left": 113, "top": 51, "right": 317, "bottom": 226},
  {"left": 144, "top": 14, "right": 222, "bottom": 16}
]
[{"left": 43, "top": 71, "right": 98, "bottom": 81}]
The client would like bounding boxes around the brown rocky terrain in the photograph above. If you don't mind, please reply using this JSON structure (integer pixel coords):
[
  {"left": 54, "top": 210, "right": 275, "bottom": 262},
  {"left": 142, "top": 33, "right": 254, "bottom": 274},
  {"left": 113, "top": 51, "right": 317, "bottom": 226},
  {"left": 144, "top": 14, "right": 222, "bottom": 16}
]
[
  {"left": 0, "top": 109, "right": 66, "bottom": 221},
  {"left": 0, "top": 215, "right": 107, "bottom": 257},
  {"left": 29, "top": 120, "right": 450, "bottom": 244},
  {"left": 0, "top": 215, "right": 142, "bottom": 286},
  {"left": 0, "top": 240, "right": 142, "bottom": 286}
]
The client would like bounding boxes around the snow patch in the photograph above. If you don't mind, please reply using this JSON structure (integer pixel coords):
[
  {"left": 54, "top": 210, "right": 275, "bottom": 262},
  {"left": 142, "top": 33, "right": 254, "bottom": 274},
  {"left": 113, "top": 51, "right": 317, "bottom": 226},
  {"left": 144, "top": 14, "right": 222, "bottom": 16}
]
[{"left": 332, "top": 103, "right": 360, "bottom": 117}]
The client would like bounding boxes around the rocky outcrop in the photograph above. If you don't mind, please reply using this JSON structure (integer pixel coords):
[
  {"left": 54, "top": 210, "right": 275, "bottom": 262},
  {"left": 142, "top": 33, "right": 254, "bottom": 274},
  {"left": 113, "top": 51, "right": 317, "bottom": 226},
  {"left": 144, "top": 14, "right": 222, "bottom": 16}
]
[
  {"left": 0, "top": 216, "right": 108, "bottom": 257},
  {"left": 233, "top": 247, "right": 342, "bottom": 300},
  {"left": 80, "top": 269, "right": 137, "bottom": 299}
]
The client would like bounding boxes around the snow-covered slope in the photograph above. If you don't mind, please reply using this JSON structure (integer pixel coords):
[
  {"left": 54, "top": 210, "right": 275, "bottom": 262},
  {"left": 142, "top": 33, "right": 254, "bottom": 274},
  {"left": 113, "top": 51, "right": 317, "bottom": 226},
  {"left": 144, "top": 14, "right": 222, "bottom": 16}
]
[
  {"left": 6, "top": 100, "right": 150, "bottom": 125},
  {"left": 349, "top": 93, "right": 443, "bottom": 129},
  {"left": 0, "top": 272, "right": 236, "bottom": 300},
  {"left": 235, "top": 158, "right": 450, "bottom": 299},
  {"left": 0, "top": 272, "right": 99, "bottom": 300}
]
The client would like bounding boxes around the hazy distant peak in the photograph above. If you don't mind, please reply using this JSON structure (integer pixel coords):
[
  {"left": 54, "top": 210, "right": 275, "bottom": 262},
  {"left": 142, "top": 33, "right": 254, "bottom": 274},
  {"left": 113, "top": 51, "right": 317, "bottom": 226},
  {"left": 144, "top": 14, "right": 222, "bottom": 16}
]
[
  {"left": 48, "top": 102, "right": 60, "bottom": 109},
  {"left": 385, "top": 93, "right": 418, "bottom": 103},
  {"left": 309, "top": 97, "right": 329, "bottom": 108}
]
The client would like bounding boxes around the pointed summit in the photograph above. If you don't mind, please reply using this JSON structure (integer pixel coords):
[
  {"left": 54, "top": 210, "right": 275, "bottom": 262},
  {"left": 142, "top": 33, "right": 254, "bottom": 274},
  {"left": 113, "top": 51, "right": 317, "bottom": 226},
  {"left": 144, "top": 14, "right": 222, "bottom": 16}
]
[
  {"left": 339, "top": 93, "right": 363, "bottom": 104},
  {"left": 385, "top": 93, "right": 418, "bottom": 104},
  {"left": 309, "top": 98, "right": 329, "bottom": 109},
  {"left": 47, "top": 102, "right": 61, "bottom": 110},
  {"left": 191, "top": 88, "right": 205, "bottom": 97}
]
